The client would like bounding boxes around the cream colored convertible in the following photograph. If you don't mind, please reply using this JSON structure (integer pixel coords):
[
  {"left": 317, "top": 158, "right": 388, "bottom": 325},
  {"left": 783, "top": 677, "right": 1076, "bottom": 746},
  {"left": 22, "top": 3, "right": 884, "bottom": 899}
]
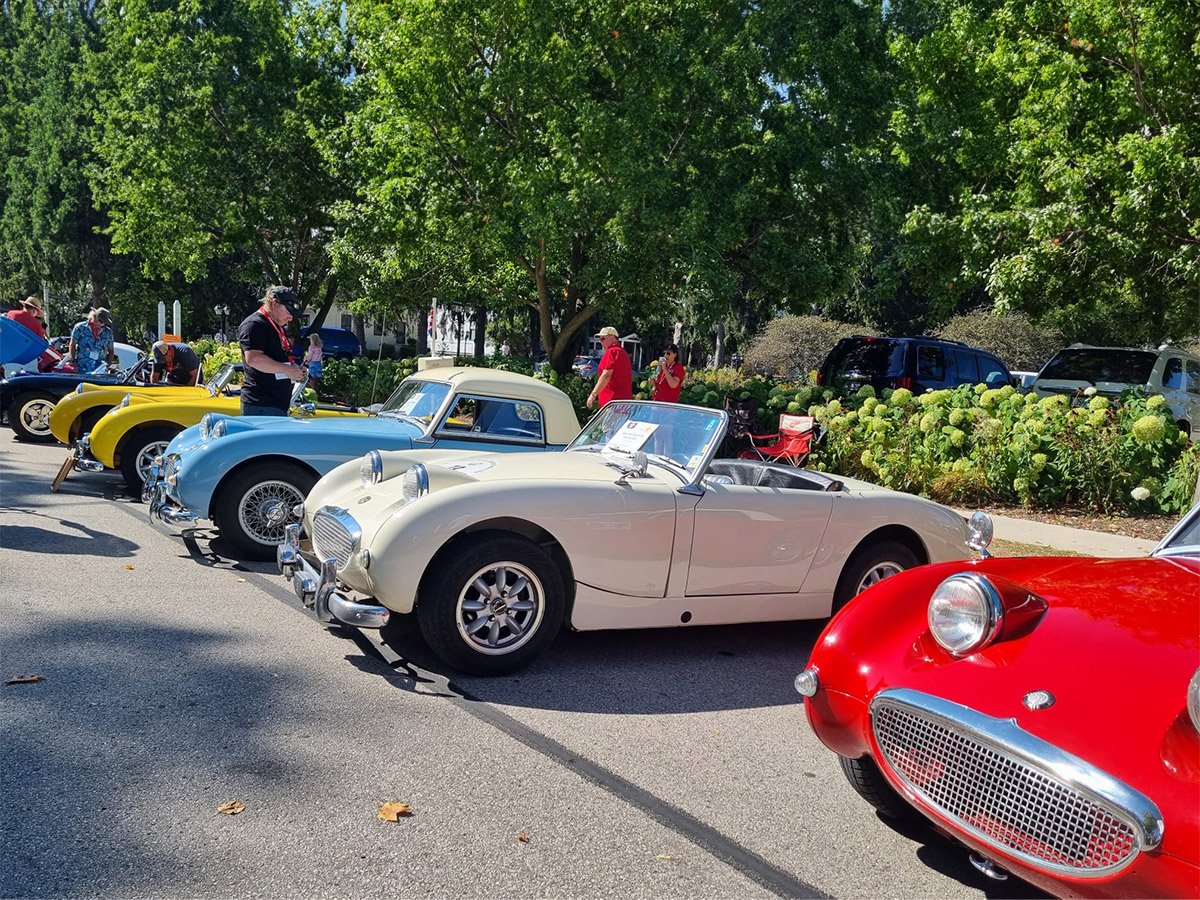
[{"left": 280, "top": 400, "right": 971, "bottom": 675}]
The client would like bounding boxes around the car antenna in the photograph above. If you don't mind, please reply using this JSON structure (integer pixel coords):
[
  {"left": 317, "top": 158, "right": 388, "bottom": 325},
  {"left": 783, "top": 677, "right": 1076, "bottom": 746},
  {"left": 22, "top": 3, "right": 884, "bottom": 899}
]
[{"left": 369, "top": 311, "right": 387, "bottom": 407}]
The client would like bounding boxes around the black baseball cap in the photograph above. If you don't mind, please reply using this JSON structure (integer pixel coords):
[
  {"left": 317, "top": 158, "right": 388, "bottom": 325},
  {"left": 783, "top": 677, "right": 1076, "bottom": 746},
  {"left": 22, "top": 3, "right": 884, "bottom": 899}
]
[{"left": 265, "top": 285, "right": 299, "bottom": 313}]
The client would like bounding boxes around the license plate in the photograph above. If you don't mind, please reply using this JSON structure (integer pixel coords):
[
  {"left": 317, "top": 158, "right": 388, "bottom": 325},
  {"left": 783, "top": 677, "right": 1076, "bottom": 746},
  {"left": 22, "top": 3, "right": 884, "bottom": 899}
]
[{"left": 51, "top": 453, "right": 75, "bottom": 492}]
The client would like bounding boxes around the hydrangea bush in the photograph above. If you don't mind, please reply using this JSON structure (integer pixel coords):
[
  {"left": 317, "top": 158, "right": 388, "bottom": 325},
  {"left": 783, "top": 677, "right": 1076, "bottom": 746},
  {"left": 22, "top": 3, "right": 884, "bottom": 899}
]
[{"left": 807, "top": 383, "right": 1196, "bottom": 515}]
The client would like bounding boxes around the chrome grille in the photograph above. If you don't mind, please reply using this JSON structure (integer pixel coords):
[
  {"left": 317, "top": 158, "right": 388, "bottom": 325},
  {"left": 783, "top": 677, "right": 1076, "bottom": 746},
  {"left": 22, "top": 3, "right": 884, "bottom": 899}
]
[
  {"left": 871, "top": 690, "right": 1158, "bottom": 878},
  {"left": 311, "top": 507, "right": 357, "bottom": 569},
  {"left": 163, "top": 454, "right": 179, "bottom": 482}
]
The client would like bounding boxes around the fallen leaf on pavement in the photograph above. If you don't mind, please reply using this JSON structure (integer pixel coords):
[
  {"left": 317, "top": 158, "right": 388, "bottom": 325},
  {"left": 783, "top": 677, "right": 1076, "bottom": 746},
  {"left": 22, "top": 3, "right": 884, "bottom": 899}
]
[
  {"left": 124, "top": 565, "right": 134, "bottom": 570},
  {"left": 236, "top": 578, "right": 246, "bottom": 583},
  {"left": 5, "top": 674, "right": 44, "bottom": 685},
  {"left": 217, "top": 800, "right": 246, "bottom": 815},
  {"left": 657, "top": 854, "right": 675, "bottom": 861},
  {"left": 378, "top": 802, "right": 412, "bottom": 821},
  {"left": 517, "top": 830, "right": 529, "bottom": 843}
]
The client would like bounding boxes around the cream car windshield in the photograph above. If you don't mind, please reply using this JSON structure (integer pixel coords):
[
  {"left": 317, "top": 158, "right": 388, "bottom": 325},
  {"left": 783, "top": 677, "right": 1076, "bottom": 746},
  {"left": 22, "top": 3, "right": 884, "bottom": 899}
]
[
  {"left": 379, "top": 379, "right": 450, "bottom": 424},
  {"left": 567, "top": 401, "right": 724, "bottom": 475}
]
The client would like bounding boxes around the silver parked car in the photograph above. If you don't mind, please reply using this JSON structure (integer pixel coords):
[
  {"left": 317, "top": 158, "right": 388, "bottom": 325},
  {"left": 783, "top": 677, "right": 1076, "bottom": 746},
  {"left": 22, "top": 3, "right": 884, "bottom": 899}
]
[{"left": 1030, "top": 344, "right": 1200, "bottom": 440}]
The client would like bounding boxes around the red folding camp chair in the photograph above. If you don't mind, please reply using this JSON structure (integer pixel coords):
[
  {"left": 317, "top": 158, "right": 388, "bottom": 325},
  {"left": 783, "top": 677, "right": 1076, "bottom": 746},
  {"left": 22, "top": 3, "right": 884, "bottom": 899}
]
[{"left": 738, "top": 414, "right": 817, "bottom": 467}]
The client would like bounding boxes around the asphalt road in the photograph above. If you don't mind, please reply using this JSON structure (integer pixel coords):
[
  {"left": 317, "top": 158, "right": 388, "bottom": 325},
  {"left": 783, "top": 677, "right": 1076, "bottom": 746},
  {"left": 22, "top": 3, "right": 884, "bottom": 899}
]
[{"left": 0, "top": 431, "right": 1044, "bottom": 899}]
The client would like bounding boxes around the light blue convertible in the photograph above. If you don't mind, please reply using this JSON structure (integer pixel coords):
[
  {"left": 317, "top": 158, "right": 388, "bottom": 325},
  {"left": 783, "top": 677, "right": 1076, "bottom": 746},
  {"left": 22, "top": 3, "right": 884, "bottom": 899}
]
[{"left": 145, "top": 367, "right": 580, "bottom": 560}]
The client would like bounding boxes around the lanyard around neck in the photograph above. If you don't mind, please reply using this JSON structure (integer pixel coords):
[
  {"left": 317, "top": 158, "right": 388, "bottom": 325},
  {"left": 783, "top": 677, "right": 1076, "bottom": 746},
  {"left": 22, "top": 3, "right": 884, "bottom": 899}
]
[{"left": 259, "top": 307, "right": 290, "bottom": 346}]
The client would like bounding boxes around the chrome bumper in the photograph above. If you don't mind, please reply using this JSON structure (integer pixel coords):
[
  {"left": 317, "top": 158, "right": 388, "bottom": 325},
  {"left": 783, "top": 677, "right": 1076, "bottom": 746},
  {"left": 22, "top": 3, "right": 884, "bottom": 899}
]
[
  {"left": 72, "top": 436, "right": 105, "bottom": 473},
  {"left": 278, "top": 524, "right": 390, "bottom": 629},
  {"left": 145, "top": 462, "right": 199, "bottom": 525}
]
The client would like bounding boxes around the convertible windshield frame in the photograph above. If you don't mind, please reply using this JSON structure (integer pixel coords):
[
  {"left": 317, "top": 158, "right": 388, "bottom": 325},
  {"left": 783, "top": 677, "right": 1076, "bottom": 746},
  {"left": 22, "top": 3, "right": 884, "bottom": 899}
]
[
  {"left": 378, "top": 377, "right": 454, "bottom": 434},
  {"left": 1153, "top": 503, "right": 1200, "bottom": 558},
  {"left": 567, "top": 400, "right": 728, "bottom": 491}
]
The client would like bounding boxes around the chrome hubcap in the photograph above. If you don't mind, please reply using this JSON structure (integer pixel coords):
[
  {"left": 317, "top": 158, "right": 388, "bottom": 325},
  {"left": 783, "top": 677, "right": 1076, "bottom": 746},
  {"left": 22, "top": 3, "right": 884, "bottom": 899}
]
[
  {"left": 856, "top": 561, "right": 905, "bottom": 594},
  {"left": 238, "top": 480, "right": 305, "bottom": 545},
  {"left": 20, "top": 399, "right": 54, "bottom": 434},
  {"left": 455, "top": 561, "right": 544, "bottom": 656}
]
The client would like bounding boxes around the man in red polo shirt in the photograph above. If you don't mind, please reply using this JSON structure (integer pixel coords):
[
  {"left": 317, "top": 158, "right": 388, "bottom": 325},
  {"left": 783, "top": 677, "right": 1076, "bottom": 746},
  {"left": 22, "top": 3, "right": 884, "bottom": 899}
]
[{"left": 586, "top": 326, "right": 632, "bottom": 410}]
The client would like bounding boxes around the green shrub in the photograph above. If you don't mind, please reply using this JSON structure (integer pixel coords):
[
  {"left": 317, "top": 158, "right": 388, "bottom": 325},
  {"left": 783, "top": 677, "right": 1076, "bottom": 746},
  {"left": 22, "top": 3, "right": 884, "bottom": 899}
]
[
  {"left": 197, "top": 342, "right": 243, "bottom": 382},
  {"left": 742, "top": 316, "right": 875, "bottom": 378},
  {"left": 935, "top": 309, "right": 1063, "bottom": 372}
]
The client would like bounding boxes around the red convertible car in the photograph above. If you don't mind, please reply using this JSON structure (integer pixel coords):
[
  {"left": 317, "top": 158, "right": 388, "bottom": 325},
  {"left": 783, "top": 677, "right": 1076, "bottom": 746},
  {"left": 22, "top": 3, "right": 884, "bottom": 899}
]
[{"left": 797, "top": 509, "right": 1200, "bottom": 899}]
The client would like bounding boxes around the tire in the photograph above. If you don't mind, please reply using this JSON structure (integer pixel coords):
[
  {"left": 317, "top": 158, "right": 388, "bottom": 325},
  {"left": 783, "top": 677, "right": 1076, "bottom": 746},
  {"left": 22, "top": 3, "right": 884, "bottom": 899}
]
[
  {"left": 72, "top": 406, "right": 111, "bottom": 443},
  {"left": 119, "top": 426, "right": 181, "bottom": 493},
  {"left": 832, "top": 539, "right": 919, "bottom": 614},
  {"left": 417, "top": 535, "right": 565, "bottom": 675},
  {"left": 8, "top": 392, "right": 58, "bottom": 442},
  {"left": 214, "top": 461, "right": 317, "bottom": 561},
  {"left": 838, "top": 755, "right": 920, "bottom": 822}
]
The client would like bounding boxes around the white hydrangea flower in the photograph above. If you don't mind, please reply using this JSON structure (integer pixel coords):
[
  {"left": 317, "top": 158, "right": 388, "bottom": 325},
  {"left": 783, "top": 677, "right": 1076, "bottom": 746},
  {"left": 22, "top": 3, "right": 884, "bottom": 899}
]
[
  {"left": 1083, "top": 386, "right": 1098, "bottom": 397},
  {"left": 1130, "top": 486, "right": 1151, "bottom": 501}
]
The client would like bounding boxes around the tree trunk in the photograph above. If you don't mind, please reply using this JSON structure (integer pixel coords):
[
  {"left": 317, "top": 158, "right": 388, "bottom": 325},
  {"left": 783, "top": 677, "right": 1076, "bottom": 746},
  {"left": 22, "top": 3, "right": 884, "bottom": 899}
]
[
  {"left": 714, "top": 319, "right": 726, "bottom": 368},
  {"left": 473, "top": 306, "right": 487, "bottom": 358},
  {"left": 352, "top": 313, "right": 367, "bottom": 353},
  {"left": 304, "top": 276, "right": 338, "bottom": 333}
]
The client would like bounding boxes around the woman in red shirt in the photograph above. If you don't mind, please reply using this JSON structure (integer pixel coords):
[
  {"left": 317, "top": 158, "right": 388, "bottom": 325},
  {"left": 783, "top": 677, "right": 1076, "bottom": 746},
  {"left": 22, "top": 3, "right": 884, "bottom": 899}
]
[{"left": 652, "top": 343, "right": 685, "bottom": 402}]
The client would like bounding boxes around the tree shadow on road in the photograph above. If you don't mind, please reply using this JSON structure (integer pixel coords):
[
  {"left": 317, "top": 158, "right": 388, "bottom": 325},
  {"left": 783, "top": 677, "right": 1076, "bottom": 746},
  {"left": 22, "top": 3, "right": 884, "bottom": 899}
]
[
  {"left": 0, "top": 513, "right": 139, "bottom": 557},
  {"left": 0, "top": 618, "right": 302, "bottom": 898}
]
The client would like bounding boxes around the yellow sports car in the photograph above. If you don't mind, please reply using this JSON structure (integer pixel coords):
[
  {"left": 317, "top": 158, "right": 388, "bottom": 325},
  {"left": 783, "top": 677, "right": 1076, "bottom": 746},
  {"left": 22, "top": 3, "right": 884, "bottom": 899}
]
[
  {"left": 55, "top": 377, "right": 363, "bottom": 493},
  {"left": 48, "top": 363, "right": 242, "bottom": 445}
]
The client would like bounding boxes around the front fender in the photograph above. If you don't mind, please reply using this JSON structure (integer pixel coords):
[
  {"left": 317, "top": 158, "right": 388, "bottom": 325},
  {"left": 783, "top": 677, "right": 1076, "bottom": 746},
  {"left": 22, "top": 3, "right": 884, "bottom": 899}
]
[{"left": 91, "top": 398, "right": 239, "bottom": 467}]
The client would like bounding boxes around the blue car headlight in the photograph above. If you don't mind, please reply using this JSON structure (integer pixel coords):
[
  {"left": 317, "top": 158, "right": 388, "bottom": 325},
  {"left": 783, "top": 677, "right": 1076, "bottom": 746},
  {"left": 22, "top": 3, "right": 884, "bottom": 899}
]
[{"left": 199, "top": 413, "right": 227, "bottom": 442}]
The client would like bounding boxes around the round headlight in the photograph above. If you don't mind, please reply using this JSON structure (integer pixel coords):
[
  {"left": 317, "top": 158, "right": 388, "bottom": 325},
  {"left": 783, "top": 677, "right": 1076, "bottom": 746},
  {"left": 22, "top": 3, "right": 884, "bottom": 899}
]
[
  {"left": 200, "top": 413, "right": 226, "bottom": 441},
  {"left": 118, "top": 392, "right": 132, "bottom": 409},
  {"left": 401, "top": 463, "right": 429, "bottom": 503},
  {"left": 360, "top": 450, "right": 383, "bottom": 488},
  {"left": 210, "top": 417, "right": 226, "bottom": 440},
  {"left": 927, "top": 573, "right": 1003, "bottom": 657},
  {"left": 199, "top": 412, "right": 215, "bottom": 441},
  {"left": 1188, "top": 668, "right": 1200, "bottom": 734}
]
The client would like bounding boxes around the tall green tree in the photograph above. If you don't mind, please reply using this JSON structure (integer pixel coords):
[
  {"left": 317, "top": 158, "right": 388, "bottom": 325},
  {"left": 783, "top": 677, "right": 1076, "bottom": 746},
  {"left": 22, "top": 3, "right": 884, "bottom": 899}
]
[
  {"left": 333, "top": 0, "right": 890, "bottom": 372},
  {"left": 887, "top": 0, "right": 1200, "bottom": 344},
  {"left": 0, "top": 0, "right": 115, "bottom": 308},
  {"left": 86, "top": 0, "right": 352, "bottom": 320}
]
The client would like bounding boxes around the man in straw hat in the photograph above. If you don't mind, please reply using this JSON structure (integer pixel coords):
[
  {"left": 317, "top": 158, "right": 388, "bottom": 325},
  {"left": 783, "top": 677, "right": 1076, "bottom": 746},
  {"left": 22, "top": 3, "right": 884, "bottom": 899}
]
[
  {"left": 586, "top": 325, "right": 632, "bottom": 410},
  {"left": 5, "top": 296, "right": 47, "bottom": 340}
]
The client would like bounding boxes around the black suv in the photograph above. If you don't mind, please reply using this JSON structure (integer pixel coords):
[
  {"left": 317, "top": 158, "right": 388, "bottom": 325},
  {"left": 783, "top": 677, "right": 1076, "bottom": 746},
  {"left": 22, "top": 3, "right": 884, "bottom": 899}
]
[{"left": 818, "top": 336, "right": 1013, "bottom": 395}]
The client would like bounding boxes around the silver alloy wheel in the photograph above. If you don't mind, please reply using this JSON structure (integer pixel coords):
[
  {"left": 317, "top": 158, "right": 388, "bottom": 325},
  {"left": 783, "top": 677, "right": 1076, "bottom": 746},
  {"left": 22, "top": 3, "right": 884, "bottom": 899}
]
[
  {"left": 455, "top": 560, "right": 545, "bottom": 656},
  {"left": 855, "top": 560, "right": 905, "bottom": 594},
  {"left": 236, "top": 479, "right": 305, "bottom": 546},
  {"left": 134, "top": 440, "right": 172, "bottom": 485},
  {"left": 18, "top": 397, "right": 55, "bottom": 436}
]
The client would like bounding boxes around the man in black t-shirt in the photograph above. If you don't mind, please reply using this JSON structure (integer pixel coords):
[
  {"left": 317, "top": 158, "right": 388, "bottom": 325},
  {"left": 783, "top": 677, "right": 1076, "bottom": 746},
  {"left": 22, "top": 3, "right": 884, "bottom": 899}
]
[
  {"left": 237, "top": 286, "right": 307, "bottom": 415},
  {"left": 150, "top": 341, "right": 201, "bottom": 386}
]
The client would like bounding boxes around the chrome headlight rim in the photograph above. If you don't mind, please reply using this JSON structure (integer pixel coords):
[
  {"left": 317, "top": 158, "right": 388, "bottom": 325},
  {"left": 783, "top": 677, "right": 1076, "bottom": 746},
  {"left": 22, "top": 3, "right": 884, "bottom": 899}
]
[
  {"left": 927, "top": 572, "right": 1004, "bottom": 657},
  {"left": 360, "top": 449, "right": 383, "bottom": 488},
  {"left": 1188, "top": 668, "right": 1200, "bottom": 734},
  {"left": 199, "top": 412, "right": 226, "bottom": 441},
  {"left": 401, "top": 462, "right": 430, "bottom": 504}
]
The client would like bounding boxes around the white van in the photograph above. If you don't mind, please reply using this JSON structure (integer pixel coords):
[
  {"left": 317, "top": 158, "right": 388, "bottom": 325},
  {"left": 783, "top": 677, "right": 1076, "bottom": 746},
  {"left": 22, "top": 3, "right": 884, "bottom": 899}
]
[{"left": 1030, "top": 344, "right": 1200, "bottom": 441}]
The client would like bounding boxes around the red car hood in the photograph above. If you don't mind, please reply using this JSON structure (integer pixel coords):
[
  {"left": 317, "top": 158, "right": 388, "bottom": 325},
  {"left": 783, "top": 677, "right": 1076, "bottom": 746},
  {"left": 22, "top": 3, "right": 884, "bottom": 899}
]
[{"left": 810, "top": 554, "right": 1200, "bottom": 859}]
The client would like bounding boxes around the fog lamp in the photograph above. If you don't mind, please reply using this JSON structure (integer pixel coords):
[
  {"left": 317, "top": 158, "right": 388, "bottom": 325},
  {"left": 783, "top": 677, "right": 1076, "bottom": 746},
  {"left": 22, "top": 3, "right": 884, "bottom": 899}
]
[{"left": 794, "top": 668, "right": 819, "bottom": 698}]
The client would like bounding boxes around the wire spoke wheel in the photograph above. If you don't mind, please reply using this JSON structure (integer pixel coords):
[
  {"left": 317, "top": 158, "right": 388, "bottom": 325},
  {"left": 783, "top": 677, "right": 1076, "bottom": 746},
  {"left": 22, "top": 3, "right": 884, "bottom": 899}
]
[
  {"left": 237, "top": 479, "right": 305, "bottom": 545},
  {"left": 454, "top": 560, "right": 544, "bottom": 656}
]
